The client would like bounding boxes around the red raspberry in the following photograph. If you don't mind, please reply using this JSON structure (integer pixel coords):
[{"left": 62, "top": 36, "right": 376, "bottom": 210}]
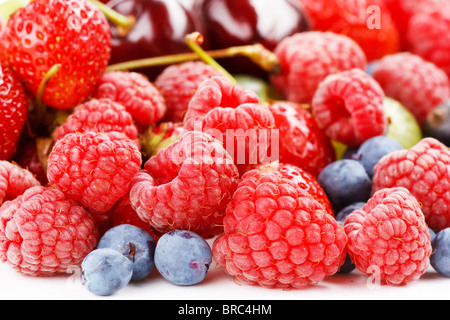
[
  {"left": 94, "top": 71, "right": 167, "bottom": 126},
  {"left": 155, "top": 61, "right": 223, "bottom": 122},
  {"left": 277, "top": 163, "right": 334, "bottom": 216},
  {"left": 344, "top": 187, "right": 431, "bottom": 285},
  {"left": 129, "top": 131, "right": 239, "bottom": 239},
  {"left": 372, "top": 138, "right": 450, "bottom": 231},
  {"left": 407, "top": 3, "right": 450, "bottom": 80},
  {"left": 0, "top": 161, "right": 40, "bottom": 205},
  {"left": 54, "top": 98, "right": 139, "bottom": 142},
  {"left": 183, "top": 76, "right": 275, "bottom": 172},
  {"left": 213, "top": 168, "right": 347, "bottom": 289},
  {"left": 269, "top": 31, "right": 367, "bottom": 105},
  {"left": 372, "top": 52, "right": 450, "bottom": 125},
  {"left": 0, "top": 186, "right": 98, "bottom": 276},
  {"left": 268, "top": 101, "right": 335, "bottom": 178},
  {"left": 299, "top": 0, "right": 400, "bottom": 61},
  {"left": 47, "top": 131, "right": 142, "bottom": 215},
  {"left": 312, "top": 68, "right": 387, "bottom": 147}
]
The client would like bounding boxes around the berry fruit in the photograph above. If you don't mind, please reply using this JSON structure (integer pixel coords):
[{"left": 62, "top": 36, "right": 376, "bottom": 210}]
[
  {"left": 0, "top": 186, "right": 98, "bottom": 276},
  {"left": 2, "top": 0, "right": 111, "bottom": 109},
  {"left": 81, "top": 248, "right": 133, "bottom": 296},
  {"left": 94, "top": 71, "right": 167, "bottom": 126},
  {"left": 97, "top": 224, "right": 155, "bottom": 281},
  {"left": 129, "top": 131, "right": 239, "bottom": 239},
  {"left": 0, "top": 160, "right": 40, "bottom": 205},
  {"left": 213, "top": 168, "right": 348, "bottom": 288},
  {"left": 372, "top": 138, "right": 450, "bottom": 231},
  {"left": 47, "top": 131, "right": 142, "bottom": 215},
  {"left": 0, "top": 61, "right": 28, "bottom": 160},
  {"left": 154, "top": 230, "right": 212, "bottom": 286},
  {"left": 423, "top": 99, "right": 450, "bottom": 146},
  {"left": 270, "top": 31, "right": 367, "bottom": 104},
  {"left": 430, "top": 228, "right": 450, "bottom": 277},
  {"left": 344, "top": 187, "right": 432, "bottom": 285},
  {"left": 312, "top": 68, "right": 387, "bottom": 148}
]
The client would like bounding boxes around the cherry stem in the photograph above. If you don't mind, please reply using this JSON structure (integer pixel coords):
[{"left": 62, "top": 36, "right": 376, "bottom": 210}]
[
  {"left": 35, "top": 64, "right": 61, "bottom": 122},
  {"left": 88, "top": 0, "right": 136, "bottom": 36},
  {"left": 185, "top": 32, "right": 236, "bottom": 83},
  {"left": 106, "top": 38, "right": 282, "bottom": 76}
]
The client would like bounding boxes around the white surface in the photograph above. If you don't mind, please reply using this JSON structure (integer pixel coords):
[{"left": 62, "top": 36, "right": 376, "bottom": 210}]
[{"left": 0, "top": 245, "right": 449, "bottom": 300}]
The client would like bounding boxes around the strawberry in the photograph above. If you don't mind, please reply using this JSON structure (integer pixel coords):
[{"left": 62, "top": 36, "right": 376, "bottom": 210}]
[
  {"left": 1, "top": 0, "right": 111, "bottom": 110},
  {"left": 0, "top": 61, "right": 28, "bottom": 160}
]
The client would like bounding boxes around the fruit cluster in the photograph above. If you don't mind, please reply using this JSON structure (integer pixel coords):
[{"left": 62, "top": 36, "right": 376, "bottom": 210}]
[{"left": 1, "top": 0, "right": 450, "bottom": 296}]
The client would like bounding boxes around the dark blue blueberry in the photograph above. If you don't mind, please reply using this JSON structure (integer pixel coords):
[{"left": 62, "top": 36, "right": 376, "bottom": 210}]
[
  {"left": 97, "top": 224, "right": 155, "bottom": 281},
  {"left": 423, "top": 100, "right": 450, "bottom": 147},
  {"left": 429, "top": 228, "right": 437, "bottom": 243},
  {"left": 154, "top": 230, "right": 212, "bottom": 286},
  {"left": 318, "top": 159, "right": 372, "bottom": 213},
  {"left": 431, "top": 228, "right": 450, "bottom": 277},
  {"left": 356, "top": 136, "right": 403, "bottom": 178},
  {"left": 342, "top": 146, "right": 361, "bottom": 161},
  {"left": 81, "top": 248, "right": 133, "bottom": 296},
  {"left": 365, "top": 60, "right": 379, "bottom": 77}
]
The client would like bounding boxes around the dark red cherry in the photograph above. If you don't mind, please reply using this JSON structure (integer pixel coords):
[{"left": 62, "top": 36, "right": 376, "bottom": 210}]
[
  {"left": 201, "top": 0, "right": 310, "bottom": 76},
  {"left": 103, "top": 0, "right": 209, "bottom": 80}
]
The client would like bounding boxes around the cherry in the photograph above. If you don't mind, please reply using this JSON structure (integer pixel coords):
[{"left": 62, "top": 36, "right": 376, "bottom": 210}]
[
  {"left": 201, "top": 0, "right": 310, "bottom": 76},
  {"left": 102, "top": 0, "right": 209, "bottom": 80}
]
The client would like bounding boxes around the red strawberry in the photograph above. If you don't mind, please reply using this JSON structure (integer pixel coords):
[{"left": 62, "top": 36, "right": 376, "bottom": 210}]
[
  {"left": 2, "top": 0, "right": 111, "bottom": 110},
  {"left": 0, "top": 61, "right": 28, "bottom": 160}
]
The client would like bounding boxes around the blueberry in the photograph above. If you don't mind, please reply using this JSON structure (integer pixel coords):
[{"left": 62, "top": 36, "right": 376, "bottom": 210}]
[
  {"left": 155, "top": 230, "right": 212, "bottom": 286},
  {"left": 318, "top": 159, "right": 372, "bottom": 213},
  {"left": 97, "top": 224, "right": 156, "bottom": 281},
  {"left": 423, "top": 100, "right": 450, "bottom": 146},
  {"left": 356, "top": 136, "right": 403, "bottom": 177},
  {"left": 431, "top": 228, "right": 450, "bottom": 277},
  {"left": 81, "top": 248, "right": 133, "bottom": 296}
]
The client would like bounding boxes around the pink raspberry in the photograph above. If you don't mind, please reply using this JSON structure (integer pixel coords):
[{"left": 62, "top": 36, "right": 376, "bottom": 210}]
[
  {"left": 47, "top": 131, "right": 142, "bottom": 215},
  {"left": 269, "top": 31, "right": 367, "bottom": 104},
  {"left": 0, "top": 186, "right": 98, "bottom": 276},
  {"left": 344, "top": 187, "right": 431, "bottom": 285},
  {"left": 212, "top": 168, "right": 347, "bottom": 289},
  {"left": 372, "top": 52, "right": 450, "bottom": 125},
  {"left": 155, "top": 61, "right": 223, "bottom": 122},
  {"left": 54, "top": 98, "right": 138, "bottom": 142},
  {"left": 93, "top": 71, "right": 167, "bottom": 126},
  {"left": 372, "top": 138, "right": 450, "bottom": 231},
  {"left": 407, "top": 3, "right": 450, "bottom": 80},
  {"left": 0, "top": 161, "right": 40, "bottom": 205},
  {"left": 183, "top": 76, "right": 275, "bottom": 172},
  {"left": 312, "top": 68, "right": 387, "bottom": 147},
  {"left": 129, "top": 131, "right": 239, "bottom": 239}
]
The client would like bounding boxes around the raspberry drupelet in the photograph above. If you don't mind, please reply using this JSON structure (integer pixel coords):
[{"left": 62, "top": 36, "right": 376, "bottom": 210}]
[
  {"left": 212, "top": 168, "right": 347, "bottom": 289},
  {"left": 0, "top": 161, "right": 41, "bottom": 205}
]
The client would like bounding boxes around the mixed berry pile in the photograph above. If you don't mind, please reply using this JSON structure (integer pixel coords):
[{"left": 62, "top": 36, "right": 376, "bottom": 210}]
[{"left": 1, "top": 0, "right": 450, "bottom": 296}]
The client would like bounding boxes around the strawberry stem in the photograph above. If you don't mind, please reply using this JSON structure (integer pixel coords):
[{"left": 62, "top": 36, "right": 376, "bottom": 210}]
[
  {"left": 185, "top": 32, "right": 236, "bottom": 84},
  {"left": 106, "top": 43, "right": 282, "bottom": 76},
  {"left": 88, "top": 0, "right": 136, "bottom": 36}
]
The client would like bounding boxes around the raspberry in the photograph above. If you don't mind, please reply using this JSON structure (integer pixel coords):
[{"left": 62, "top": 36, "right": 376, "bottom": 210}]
[
  {"left": 155, "top": 61, "right": 223, "bottom": 122},
  {"left": 0, "top": 186, "right": 98, "bottom": 276},
  {"left": 94, "top": 71, "right": 167, "bottom": 126},
  {"left": 212, "top": 168, "right": 347, "bottom": 288},
  {"left": 129, "top": 131, "right": 239, "bottom": 239},
  {"left": 269, "top": 31, "right": 367, "bottom": 104},
  {"left": 373, "top": 53, "right": 450, "bottom": 125},
  {"left": 312, "top": 68, "right": 387, "bottom": 147},
  {"left": 372, "top": 138, "right": 450, "bottom": 231},
  {"left": 344, "top": 187, "right": 431, "bottom": 285},
  {"left": 0, "top": 161, "right": 40, "bottom": 205},
  {"left": 183, "top": 76, "right": 275, "bottom": 171},
  {"left": 299, "top": 0, "right": 400, "bottom": 61},
  {"left": 54, "top": 98, "right": 138, "bottom": 142},
  {"left": 47, "top": 131, "right": 142, "bottom": 215},
  {"left": 407, "top": 3, "right": 450, "bottom": 80},
  {"left": 277, "top": 163, "right": 334, "bottom": 216},
  {"left": 268, "top": 101, "right": 335, "bottom": 178}
]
